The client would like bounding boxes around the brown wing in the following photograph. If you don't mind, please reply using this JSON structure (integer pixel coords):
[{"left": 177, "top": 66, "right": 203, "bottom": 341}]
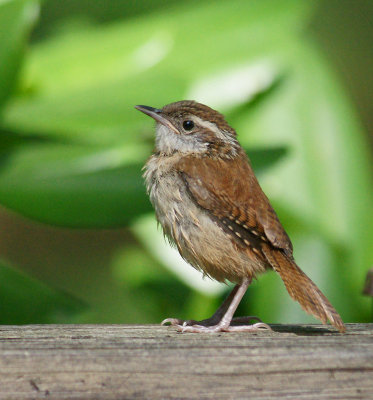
[{"left": 176, "top": 152, "right": 293, "bottom": 257}]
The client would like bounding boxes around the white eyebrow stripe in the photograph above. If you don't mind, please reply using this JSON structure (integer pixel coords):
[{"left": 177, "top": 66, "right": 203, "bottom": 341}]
[{"left": 192, "top": 116, "right": 227, "bottom": 140}]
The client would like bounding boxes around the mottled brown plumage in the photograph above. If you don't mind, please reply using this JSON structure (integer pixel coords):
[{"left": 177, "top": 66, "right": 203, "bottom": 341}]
[{"left": 136, "top": 100, "right": 345, "bottom": 333}]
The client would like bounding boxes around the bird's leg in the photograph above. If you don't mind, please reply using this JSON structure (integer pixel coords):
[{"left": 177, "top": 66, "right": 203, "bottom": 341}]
[
  {"left": 163, "top": 283, "right": 261, "bottom": 326},
  {"left": 162, "top": 284, "right": 240, "bottom": 327},
  {"left": 162, "top": 278, "right": 271, "bottom": 333}
]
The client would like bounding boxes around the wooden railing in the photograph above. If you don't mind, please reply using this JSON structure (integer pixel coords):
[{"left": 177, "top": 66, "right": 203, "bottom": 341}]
[{"left": 0, "top": 324, "right": 372, "bottom": 399}]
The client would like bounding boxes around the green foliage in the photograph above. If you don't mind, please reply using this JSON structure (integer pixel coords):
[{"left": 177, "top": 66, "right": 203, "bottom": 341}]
[
  {"left": 0, "top": 259, "right": 83, "bottom": 324},
  {"left": 0, "top": 0, "right": 38, "bottom": 108},
  {"left": 0, "top": 0, "right": 372, "bottom": 325}
]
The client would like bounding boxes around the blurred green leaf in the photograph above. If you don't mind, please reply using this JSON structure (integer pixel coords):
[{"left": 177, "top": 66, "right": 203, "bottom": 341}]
[
  {"left": 0, "top": 0, "right": 38, "bottom": 110},
  {"left": 248, "top": 146, "right": 288, "bottom": 174},
  {"left": 1, "top": 0, "right": 314, "bottom": 144},
  {"left": 0, "top": 259, "right": 84, "bottom": 324},
  {"left": 0, "top": 140, "right": 151, "bottom": 227}
]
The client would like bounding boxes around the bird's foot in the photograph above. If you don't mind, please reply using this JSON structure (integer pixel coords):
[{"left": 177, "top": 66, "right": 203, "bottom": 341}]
[
  {"left": 178, "top": 321, "right": 271, "bottom": 333},
  {"left": 161, "top": 316, "right": 271, "bottom": 333}
]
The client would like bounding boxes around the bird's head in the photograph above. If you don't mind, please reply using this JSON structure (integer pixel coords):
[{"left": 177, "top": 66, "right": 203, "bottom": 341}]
[{"left": 135, "top": 100, "right": 240, "bottom": 158}]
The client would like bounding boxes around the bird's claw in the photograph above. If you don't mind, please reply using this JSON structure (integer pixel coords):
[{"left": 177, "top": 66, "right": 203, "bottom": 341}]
[
  {"left": 175, "top": 321, "right": 272, "bottom": 333},
  {"left": 161, "top": 316, "right": 272, "bottom": 333}
]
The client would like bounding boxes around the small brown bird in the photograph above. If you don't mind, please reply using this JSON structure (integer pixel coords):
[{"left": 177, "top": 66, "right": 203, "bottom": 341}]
[{"left": 136, "top": 100, "right": 345, "bottom": 333}]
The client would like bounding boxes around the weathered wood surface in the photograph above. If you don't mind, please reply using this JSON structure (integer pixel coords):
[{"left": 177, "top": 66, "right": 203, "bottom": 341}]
[{"left": 0, "top": 324, "right": 372, "bottom": 399}]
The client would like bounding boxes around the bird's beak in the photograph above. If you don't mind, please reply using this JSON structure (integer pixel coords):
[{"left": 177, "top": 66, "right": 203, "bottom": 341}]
[{"left": 135, "top": 105, "right": 179, "bottom": 134}]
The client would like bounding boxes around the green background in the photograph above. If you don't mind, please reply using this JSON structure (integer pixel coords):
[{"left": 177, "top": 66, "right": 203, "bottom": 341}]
[{"left": 0, "top": 0, "right": 372, "bottom": 325}]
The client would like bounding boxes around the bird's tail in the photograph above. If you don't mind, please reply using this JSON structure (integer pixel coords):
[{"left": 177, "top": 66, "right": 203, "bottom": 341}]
[{"left": 262, "top": 244, "right": 345, "bottom": 333}]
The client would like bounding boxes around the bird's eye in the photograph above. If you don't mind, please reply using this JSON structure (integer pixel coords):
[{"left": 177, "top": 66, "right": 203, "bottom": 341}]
[{"left": 182, "top": 120, "right": 194, "bottom": 131}]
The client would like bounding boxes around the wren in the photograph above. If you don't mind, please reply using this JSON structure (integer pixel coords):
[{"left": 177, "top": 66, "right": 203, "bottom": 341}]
[{"left": 135, "top": 101, "right": 345, "bottom": 333}]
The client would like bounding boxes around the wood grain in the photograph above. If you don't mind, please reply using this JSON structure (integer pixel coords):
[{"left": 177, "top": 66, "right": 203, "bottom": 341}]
[{"left": 0, "top": 324, "right": 372, "bottom": 399}]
